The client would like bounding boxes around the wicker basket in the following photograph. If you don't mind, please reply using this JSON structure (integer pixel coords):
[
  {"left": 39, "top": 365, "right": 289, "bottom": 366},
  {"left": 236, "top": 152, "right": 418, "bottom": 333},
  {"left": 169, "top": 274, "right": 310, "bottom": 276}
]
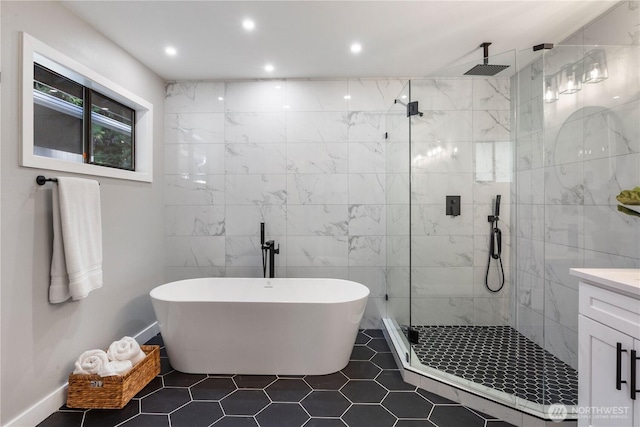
[{"left": 66, "top": 345, "right": 160, "bottom": 409}]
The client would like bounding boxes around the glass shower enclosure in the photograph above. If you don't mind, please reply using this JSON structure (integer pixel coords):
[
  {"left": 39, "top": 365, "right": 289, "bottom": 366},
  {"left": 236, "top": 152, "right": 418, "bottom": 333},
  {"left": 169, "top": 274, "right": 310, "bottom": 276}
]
[{"left": 383, "top": 44, "right": 639, "bottom": 419}]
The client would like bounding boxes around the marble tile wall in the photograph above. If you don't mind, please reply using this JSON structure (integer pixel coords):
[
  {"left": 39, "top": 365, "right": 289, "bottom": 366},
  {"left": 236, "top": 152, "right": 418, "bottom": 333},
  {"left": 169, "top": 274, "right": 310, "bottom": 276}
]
[
  {"left": 386, "top": 77, "right": 513, "bottom": 327},
  {"left": 164, "top": 79, "right": 405, "bottom": 328},
  {"left": 513, "top": 1, "right": 640, "bottom": 369}
]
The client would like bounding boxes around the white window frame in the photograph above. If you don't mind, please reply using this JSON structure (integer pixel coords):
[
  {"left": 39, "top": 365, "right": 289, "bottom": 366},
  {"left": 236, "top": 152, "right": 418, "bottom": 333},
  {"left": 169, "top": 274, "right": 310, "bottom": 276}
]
[{"left": 20, "top": 32, "right": 153, "bottom": 182}]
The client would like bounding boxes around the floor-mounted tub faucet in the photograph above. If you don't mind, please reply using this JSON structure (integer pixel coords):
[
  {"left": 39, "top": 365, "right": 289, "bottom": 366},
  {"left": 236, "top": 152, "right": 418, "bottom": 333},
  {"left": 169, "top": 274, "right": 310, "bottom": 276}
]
[{"left": 260, "top": 222, "right": 280, "bottom": 278}]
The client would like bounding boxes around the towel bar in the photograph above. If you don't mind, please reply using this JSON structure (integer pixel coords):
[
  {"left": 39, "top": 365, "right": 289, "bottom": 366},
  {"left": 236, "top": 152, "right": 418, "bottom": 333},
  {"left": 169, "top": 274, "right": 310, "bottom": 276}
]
[{"left": 36, "top": 175, "right": 100, "bottom": 186}]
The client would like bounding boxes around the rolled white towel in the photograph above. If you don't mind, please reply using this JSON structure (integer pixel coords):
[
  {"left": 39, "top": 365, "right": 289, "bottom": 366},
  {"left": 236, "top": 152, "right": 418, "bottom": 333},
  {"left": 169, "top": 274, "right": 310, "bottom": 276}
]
[
  {"left": 107, "top": 336, "right": 145, "bottom": 366},
  {"left": 73, "top": 349, "right": 110, "bottom": 375},
  {"left": 98, "top": 360, "right": 132, "bottom": 377}
]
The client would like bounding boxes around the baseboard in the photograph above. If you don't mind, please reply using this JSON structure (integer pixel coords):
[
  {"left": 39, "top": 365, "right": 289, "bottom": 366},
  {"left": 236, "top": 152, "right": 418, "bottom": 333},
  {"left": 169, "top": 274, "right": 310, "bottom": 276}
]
[{"left": 4, "top": 322, "right": 160, "bottom": 427}]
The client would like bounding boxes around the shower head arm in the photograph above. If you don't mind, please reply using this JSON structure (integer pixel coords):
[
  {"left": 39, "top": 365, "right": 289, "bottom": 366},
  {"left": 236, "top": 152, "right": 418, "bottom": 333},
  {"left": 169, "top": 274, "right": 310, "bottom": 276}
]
[{"left": 481, "top": 42, "right": 492, "bottom": 65}]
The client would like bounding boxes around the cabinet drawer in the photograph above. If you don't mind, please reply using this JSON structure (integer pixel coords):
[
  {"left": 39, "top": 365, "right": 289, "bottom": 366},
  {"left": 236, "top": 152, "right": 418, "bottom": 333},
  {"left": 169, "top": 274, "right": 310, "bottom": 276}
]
[{"left": 579, "top": 282, "right": 640, "bottom": 339}]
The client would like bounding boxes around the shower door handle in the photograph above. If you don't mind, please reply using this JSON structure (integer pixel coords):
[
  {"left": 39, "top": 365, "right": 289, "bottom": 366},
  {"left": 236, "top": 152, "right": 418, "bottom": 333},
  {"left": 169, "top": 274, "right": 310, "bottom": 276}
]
[
  {"left": 617, "top": 342, "right": 627, "bottom": 390},
  {"left": 631, "top": 349, "right": 639, "bottom": 400}
]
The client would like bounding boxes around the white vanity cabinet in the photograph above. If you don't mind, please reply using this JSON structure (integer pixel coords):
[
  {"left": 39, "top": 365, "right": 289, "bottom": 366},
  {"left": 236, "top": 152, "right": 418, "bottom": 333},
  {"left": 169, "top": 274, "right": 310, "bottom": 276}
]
[{"left": 572, "top": 269, "right": 640, "bottom": 427}]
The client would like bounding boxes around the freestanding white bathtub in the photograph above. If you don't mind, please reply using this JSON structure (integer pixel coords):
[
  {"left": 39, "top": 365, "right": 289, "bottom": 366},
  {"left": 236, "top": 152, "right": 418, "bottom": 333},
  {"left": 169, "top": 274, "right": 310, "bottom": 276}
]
[{"left": 150, "top": 277, "right": 369, "bottom": 375}]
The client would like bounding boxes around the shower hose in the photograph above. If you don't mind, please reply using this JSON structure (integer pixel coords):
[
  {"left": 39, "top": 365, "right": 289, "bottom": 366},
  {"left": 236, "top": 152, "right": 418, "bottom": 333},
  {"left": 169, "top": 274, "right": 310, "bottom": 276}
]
[{"left": 485, "top": 217, "right": 505, "bottom": 293}]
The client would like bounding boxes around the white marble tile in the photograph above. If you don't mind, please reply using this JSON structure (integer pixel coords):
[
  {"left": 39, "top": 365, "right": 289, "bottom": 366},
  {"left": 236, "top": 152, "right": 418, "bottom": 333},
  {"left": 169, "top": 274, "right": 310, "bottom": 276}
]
[
  {"left": 411, "top": 204, "right": 474, "bottom": 236},
  {"left": 473, "top": 78, "right": 511, "bottom": 111},
  {"left": 164, "top": 144, "right": 225, "bottom": 174},
  {"left": 224, "top": 205, "right": 287, "bottom": 237},
  {"left": 361, "top": 297, "right": 385, "bottom": 329},
  {"left": 544, "top": 242, "right": 583, "bottom": 291},
  {"left": 516, "top": 62, "right": 533, "bottom": 108},
  {"left": 225, "top": 112, "right": 286, "bottom": 143},
  {"left": 543, "top": 120, "right": 584, "bottom": 166},
  {"left": 165, "top": 266, "right": 226, "bottom": 282},
  {"left": 225, "top": 81, "right": 286, "bottom": 112},
  {"left": 531, "top": 167, "right": 545, "bottom": 205},
  {"left": 286, "top": 143, "right": 348, "bottom": 174},
  {"left": 582, "top": 103, "right": 640, "bottom": 162},
  {"left": 164, "top": 174, "right": 225, "bottom": 206},
  {"left": 349, "top": 174, "right": 386, "bottom": 204},
  {"left": 287, "top": 112, "right": 349, "bottom": 143},
  {"left": 411, "top": 78, "right": 473, "bottom": 110},
  {"left": 582, "top": 248, "right": 640, "bottom": 270},
  {"left": 349, "top": 236, "right": 386, "bottom": 267},
  {"left": 411, "top": 173, "right": 473, "bottom": 205},
  {"left": 348, "top": 112, "right": 386, "bottom": 143},
  {"left": 285, "top": 80, "right": 349, "bottom": 112},
  {"left": 386, "top": 174, "right": 410, "bottom": 205},
  {"left": 349, "top": 142, "right": 386, "bottom": 173},
  {"left": 473, "top": 111, "right": 511, "bottom": 141},
  {"left": 386, "top": 204, "right": 410, "bottom": 236},
  {"left": 584, "top": 205, "right": 640, "bottom": 258},
  {"left": 411, "top": 267, "right": 474, "bottom": 297},
  {"left": 386, "top": 141, "right": 410, "bottom": 174},
  {"left": 286, "top": 266, "right": 349, "bottom": 279},
  {"left": 544, "top": 319, "right": 578, "bottom": 369},
  {"left": 584, "top": 153, "right": 640, "bottom": 205},
  {"left": 386, "top": 297, "right": 410, "bottom": 326},
  {"left": 411, "top": 111, "right": 473, "bottom": 142},
  {"left": 516, "top": 237, "right": 545, "bottom": 278},
  {"left": 545, "top": 280, "right": 578, "bottom": 332},
  {"left": 226, "top": 266, "right": 275, "bottom": 278},
  {"left": 474, "top": 235, "right": 512, "bottom": 268},
  {"left": 286, "top": 235, "right": 349, "bottom": 267},
  {"left": 165, "top": 236, "right": 225, "bottom": 267},
  {"left": 516, "top": 270, "right": 544, "bottom": 314},
  {"left": 386, "top": 235, "right": 410, "bottom": 267},
  {"left": 165, "top": 81, "right": 225, "bottom": 113},
  {"left": 165, "top": 113, "right": 225, "bottom": 144},
  {"left": 531, "top": 204, "right": 545, "bottom": 241},
  {"left": 545, "top": 205, "right": 584, "bottom": 248},
  {"left": 516, "top": 170, "right": 532, "bottom": 205},
  {"left": 386, "top": 267, "right": 410, "bottom": 298},
  {"left": 474, "top": 297, "right": 510, "bottom": 325},
  {"left": 473, "top": 181, "right": 512, "bottom": 207},
  {"left": 287, "top": 174, "right": 348, "bottom": 205},
  {"left": 225, "top": 174, "right": 287, "bottom": 205},
  {"left": 516, "top": 305, "right": 544, "bottom": 349},
  {"left": 165, "top": 205, "right": 225, "bottom": 236},
  {"left": 544, "top": 163, "right": 584, "bottom": 205},
  {"left": 411, "top": 297, "right": 474, "bottom": 325},
  {"left": 349, "top": 204, "right": 386, "bottom": 236},
  {"left": 411, "top": 141, "right": 473, "bottom": 173},
  {"left": 287, "top": 205, "right": 348, "bottom": 236},
  {"left": 584, "top": 2, "right": 640, "bottom": 46},
  {"left": 347, "top": 79, "right": 406, "bottom": 112},
  {"left": 226, "top": 235, "right": 281, "bottom": 267},
  {"left": 473, "top": 266, "right": 511, "bottom": 298},
  {"left": 224, "top": 143, "right": 287, "bottom": 174},
  {"left": 411, "top": 236, "right": 474, "bottom": 267}
]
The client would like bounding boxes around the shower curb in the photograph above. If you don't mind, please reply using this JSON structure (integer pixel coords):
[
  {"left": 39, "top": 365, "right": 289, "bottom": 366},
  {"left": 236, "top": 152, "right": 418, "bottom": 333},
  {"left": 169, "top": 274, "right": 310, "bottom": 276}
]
[{"left": 381, "top": 320, "right": 577, "bottom": 427}]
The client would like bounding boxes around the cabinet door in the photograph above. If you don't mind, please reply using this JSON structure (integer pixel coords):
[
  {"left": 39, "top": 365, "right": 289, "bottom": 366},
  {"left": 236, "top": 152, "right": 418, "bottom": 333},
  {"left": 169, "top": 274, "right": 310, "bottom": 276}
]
[{"left": 579, "top": 315, "right": 635, "bottom": 427}]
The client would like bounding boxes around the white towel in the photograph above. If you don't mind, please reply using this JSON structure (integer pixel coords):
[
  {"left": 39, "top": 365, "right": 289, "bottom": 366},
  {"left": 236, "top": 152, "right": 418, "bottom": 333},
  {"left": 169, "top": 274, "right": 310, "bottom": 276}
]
[
  {"left": 99, "top": 360, "right": 133, "bottom": 377},
  {"left": 73, "top": 349, "right": 109, "bottom": 375},
  {"left": 107, "top": 336, "right": 146, "bottom": 366},
  {"left": 49, "top": 177, "right": 103, "bottom": 303}
]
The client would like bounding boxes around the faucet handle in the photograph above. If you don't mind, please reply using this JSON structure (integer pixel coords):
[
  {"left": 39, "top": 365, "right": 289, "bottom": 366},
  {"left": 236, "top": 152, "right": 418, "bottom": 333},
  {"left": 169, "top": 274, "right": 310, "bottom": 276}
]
[{"left": 274, "top": 243, "right": 280, "bottom": 254}]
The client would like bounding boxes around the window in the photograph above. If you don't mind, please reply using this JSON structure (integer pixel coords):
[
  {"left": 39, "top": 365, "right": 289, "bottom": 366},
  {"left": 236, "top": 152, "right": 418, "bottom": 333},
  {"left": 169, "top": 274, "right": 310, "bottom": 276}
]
[{"left": 21, "top": 33, "right": 153, "bottom": 182}]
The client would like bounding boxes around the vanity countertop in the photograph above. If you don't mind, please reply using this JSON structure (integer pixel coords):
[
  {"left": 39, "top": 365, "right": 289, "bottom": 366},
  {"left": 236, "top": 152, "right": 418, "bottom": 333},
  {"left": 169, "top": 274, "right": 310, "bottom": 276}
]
[{"left": 570, "top": 268, "right": 640, "bottom": 299}]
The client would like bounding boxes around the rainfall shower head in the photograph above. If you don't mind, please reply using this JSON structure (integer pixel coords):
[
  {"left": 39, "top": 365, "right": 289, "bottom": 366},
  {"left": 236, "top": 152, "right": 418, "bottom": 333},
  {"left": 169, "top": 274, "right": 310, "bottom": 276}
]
[{"left": 464, "top": 42, "right": 509, "bottom": 76}]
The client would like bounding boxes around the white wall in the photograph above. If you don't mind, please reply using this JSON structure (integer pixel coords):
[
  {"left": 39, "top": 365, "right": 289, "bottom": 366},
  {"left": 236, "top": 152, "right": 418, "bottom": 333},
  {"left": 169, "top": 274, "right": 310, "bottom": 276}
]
[{"left": 0, "top": 2, "right": 165, "bottom": 425}]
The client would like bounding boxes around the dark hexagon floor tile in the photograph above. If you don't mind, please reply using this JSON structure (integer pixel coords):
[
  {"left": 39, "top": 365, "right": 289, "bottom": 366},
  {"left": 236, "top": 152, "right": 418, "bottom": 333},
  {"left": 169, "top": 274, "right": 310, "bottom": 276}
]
[
  {"left": 159, "top": 358, "right": 173, "bottom": 375},
  {"left": 341, "top": 361, "right": 381, "bottom": 380},
  {"left": 416, "top": 388, "right": 457, "bottom": 405},
  {"left": 382, "top": 392, "right": 433, "bottom": 418},
  {"left": 118, "top": 414, "right": 170, "bottom": 427},
  {"left": 486, "top": 421, "right": 518, "bottom": 427},
  {"left": 82, "top": 400, "right": 139, "bottom": 426},
  {"left": 300, "top": 390, "right": 350, "bottom": 417},
  {"left": 305, "top": 372, "right": 349, "bottom": 390},
  {"left": 220, "top": 390, "right": 270, "bottom": 416},
  {"left": 366, "top": 338, "right": 391, "bottom": 353},
  {"left": 163, "top": 371, "right": 207, "bottom": 387},
  {"left": 265, "top": 378, "right": 312, "bottom": 402},
  {"left": 304, "top": 418, "right": 347, "bottom": 426},
  {"left": 233, "top": 375, "right": 277, "bottom": 389},
  {"left": 144, "top": 334, "right": 164, "bottom": 346},
  {"left": 375, "top": 370, "right": 415, "bottom": 391},
  {"left": 363, "top": 329, "right": 384, "bottom": 338},
  {"left": 191, "top": 377, "right": 238, "bottom": 400},
  {"left": 350, "top": 346, "right": 375, "bottom": 361},
  {"left": 355, "top": 332, "right": 370, "bottom": 345},
  {"left": 256, "top": 403, "right": 309, "bottom": 427},
  {"left": 140, "top": 388, "right": 190, "bottom": 413},
  {"left": 371, "top": 353, "right": 397, "bottom": 369},
  {"left": 341, "top": 404, "right": 396, "bottom": 427},
  {"left": 340, "top": 380, "right": 387, "bottom": 403},
  {"left": 36, "top": 411, "right": 84, "bottom": 427},
  {"left": 394, "top": 420, "right": 437, "bottom": 426},
  {"left": 169, "top": 401, "right": 223, "bottom": 427},
  {"left": 212, "top": 416, "right": 258, "bottom": 426},
  {"left": 134, "top": 376, "right": 163, "bottom": 398},
  {"left": 428, "top": 405, "right": 486, "bottom": 427}
]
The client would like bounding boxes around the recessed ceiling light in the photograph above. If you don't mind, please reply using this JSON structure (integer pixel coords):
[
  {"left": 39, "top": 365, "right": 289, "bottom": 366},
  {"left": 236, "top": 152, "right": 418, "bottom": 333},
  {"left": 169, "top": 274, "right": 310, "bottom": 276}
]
[
  {"left": 344, "top": 95, "right": 351, "bottom": 100},
  {"left": 242, "top": 19, "right": 255, "bottom": 31},
  {"left": 165, "top": 46, "right": 177, "bottom": 56},
  {"left": 350, "top": 43, "right": 362, "bottom": 54},
  {"left": 264, "top": 64, "right": 275, "bottom": 72},
  {"left": 218, "top": 97, "right": 224, "bottom": 101}
]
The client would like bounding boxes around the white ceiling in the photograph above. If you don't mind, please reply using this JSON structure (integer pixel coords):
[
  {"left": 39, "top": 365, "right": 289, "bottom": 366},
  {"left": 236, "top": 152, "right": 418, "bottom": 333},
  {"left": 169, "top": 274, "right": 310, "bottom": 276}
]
[{"left": 62, "top": 1, "right": 616, "bottom": 81}]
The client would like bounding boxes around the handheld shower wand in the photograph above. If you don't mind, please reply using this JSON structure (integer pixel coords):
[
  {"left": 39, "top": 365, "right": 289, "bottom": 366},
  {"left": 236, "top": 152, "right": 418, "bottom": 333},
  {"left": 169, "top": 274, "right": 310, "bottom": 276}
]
[{"left": 485, "top": 195, "right": 505, "bottom": 292}]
